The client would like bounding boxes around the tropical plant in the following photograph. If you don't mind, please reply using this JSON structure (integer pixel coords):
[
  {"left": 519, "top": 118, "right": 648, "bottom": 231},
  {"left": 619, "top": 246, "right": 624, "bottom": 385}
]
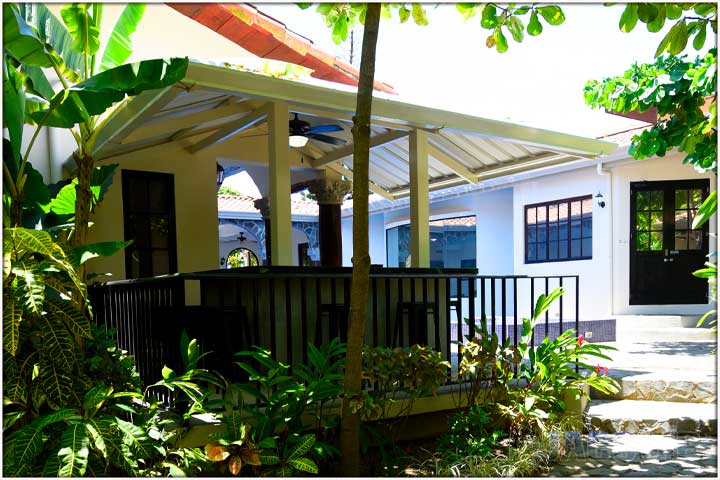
[
  {"left": 437, "top": 403, "right": 504, "bottom": 461},
  {"left": 204, "top": 411, "right": 263, "bottom": 476},
  {"left": 692, "top": 193, "right": 717, "bottom": 333},
  {"left": 3, "top": 3, "right": 188, "bottom": 251}
]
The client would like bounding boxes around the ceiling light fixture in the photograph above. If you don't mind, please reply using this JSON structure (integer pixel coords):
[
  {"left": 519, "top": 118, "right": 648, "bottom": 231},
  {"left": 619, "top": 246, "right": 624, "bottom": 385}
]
[{"left": 289, "top": 134, "right": 309, "bottom": 148}]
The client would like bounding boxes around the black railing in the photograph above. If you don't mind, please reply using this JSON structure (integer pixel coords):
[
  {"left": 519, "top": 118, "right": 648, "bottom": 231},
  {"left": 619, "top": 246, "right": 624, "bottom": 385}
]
[{"left": 89, "top": 267, "right": 580, "bottom": 385}]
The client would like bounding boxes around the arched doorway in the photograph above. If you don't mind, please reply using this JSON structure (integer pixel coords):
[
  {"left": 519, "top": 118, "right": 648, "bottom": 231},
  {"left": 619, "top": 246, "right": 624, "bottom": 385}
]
[{"left": 225, "top": 247, "right": 259, "bottom": 268}]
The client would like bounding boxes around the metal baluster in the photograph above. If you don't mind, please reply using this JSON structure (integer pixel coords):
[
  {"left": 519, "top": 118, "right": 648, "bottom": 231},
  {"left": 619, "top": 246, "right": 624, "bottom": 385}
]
[{"left": 501, "top": 278, "right": 507, "bottom": 345}]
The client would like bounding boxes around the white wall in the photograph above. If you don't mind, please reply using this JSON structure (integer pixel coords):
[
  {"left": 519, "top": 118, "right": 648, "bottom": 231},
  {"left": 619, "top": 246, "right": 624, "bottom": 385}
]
[
  {"left": 513, "top": 152, "right": 716, "bottom": 319},
  {"left": 513, "top": 166, "right": 610, "bottom": 320},
  {"left": 610, "top": 152, "right": 716, "bottom": 315},
  {"left": 341, "top": 211, "right": 387, "bottom": 266}
]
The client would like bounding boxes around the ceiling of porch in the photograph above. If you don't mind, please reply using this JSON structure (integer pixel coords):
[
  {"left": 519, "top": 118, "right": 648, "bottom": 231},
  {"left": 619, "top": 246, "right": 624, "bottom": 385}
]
[{"left": 92, "top": 61, "right": 617, "bottom": 201}]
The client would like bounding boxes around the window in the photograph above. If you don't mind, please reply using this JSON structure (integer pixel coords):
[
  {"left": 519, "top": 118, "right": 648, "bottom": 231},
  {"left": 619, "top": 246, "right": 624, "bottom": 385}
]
[
  {"left": 386, "top": 215, "right": 477, "bottom": 269},
  {"left": 525, "top": 195, "right": 592, "bottom": 263},
  {"left": 122, "top": 170, "right": 177, "bottom": 278}
]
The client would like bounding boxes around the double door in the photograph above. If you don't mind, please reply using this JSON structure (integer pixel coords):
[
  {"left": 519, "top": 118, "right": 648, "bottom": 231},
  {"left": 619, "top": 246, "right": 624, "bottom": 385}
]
[{"left": 630, "top": 179, "right": 710, "bottom": 305}]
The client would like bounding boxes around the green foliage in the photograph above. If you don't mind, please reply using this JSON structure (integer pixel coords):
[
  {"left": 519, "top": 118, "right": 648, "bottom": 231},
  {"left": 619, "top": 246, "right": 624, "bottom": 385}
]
[
  {"left": 355, "top": 344, "right": 450, "bottom": 421},
  {"left": 616, "top": 3, "right": 716, "bottom": 57},
  {"left": 585, "top": 50, "right": 717, "bottom": 172},
  {"left": 438, "top": 404, "right": 504, "bottom": 461},
  {"left": 217, "top": 185, "right": 243, "bottom": 196}
]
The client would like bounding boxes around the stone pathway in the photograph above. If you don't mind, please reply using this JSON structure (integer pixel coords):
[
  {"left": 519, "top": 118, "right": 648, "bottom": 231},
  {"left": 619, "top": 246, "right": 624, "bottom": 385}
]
[{"left": 547, "top": 434, "right": 718, "bottom": 477}]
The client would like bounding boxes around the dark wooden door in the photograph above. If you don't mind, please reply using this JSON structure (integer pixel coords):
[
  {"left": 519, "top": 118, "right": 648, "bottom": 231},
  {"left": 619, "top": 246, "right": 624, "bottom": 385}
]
[
  {"left": 122, "top": 170, "right": 178, "bottom": 279},
  {"left": 630, "top": 179, "right": 710, "bottom": 305}
]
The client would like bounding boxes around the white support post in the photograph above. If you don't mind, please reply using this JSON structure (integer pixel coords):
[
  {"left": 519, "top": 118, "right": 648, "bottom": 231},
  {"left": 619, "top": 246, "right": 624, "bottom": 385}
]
[
  {"left": 268, "top": 102, "right": 293, "bottom": 265},
  {"left": 409, "top": 129, "right": 430, "bottom": 268}
]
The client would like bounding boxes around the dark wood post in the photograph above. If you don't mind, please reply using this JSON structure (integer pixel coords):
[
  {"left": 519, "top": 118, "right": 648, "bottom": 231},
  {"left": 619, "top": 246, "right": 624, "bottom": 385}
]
[
  {"left": 253, "top": 198, "right": 272, "bottom": 266},
  {"left": 308, "top": 179, "right": 352, "bottom": 267}
]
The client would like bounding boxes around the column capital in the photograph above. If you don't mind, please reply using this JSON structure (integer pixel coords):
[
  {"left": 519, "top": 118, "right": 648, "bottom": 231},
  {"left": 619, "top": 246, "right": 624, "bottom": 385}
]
[
  {"left": 253, "top": 197, "right": 271, "bottom": 218},
  {"left": 307, "top": 179, "right": 352, "bottom": 205}
]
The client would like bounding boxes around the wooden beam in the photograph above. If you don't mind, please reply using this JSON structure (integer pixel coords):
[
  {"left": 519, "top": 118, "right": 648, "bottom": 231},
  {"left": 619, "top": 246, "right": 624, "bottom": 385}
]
[
  {"left": 428, "top": 143, "right": 478, "bottom": 184},
  {"left": 93, "top": 86, "right": 181, "bottom": 157},
  {"left": 313, "top": 130, "right": 409, "bottom": 168},
  {"left": 326, "top": 163, "right": 395, "bottom": 201},
  {"left": 268, "top": 102, "right": 293, "bottom": 265},
  {"left": 186, "top": 103, "right": 270, "bottom": 153},
  {"left": 123, "top": 100, "right": 256, "bottom": 143},
  {"left": 409, "top": 129, "right": 429, "bottom": 267}
]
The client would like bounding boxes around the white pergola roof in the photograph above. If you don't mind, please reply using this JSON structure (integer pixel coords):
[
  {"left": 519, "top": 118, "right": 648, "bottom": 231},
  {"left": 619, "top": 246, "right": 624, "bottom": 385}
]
[{"left": 92, "top": 61, "right": 617, "bottom": 201}]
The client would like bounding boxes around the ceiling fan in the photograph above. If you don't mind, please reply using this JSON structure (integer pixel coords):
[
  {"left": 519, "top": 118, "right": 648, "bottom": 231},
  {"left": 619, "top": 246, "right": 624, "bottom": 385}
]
[
  {"left": 289, "top": 113, "right": 346, "bottom": 147},
  {"left": 237, "top": 232, "right": 247, "bottom": 242}
]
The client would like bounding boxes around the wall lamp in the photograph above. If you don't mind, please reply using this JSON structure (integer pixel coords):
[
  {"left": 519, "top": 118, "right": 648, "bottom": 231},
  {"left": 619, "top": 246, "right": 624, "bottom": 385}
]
[
  {"left": 595, "top": 192, "right": 606, "bottom": 208},
  {"left": 216, "top": 163, "right": 225, "bottom": 189}
]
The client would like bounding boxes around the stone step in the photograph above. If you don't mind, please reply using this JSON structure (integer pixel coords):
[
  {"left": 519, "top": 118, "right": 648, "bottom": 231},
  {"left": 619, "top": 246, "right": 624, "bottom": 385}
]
[
  {"left": 587, "top": 399, "right": 717, "bottom": 436},
  {"left": 590, "top": 370, "right": 716, "bottom": 403}
]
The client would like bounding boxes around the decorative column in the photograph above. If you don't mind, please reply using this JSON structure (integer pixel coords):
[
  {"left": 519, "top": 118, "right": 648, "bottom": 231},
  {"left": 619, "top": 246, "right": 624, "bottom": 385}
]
[
  {"left": 308, "top": 179, "right": 352, "bottom": 267},
  {"left": 254, "top": 197, "right": 272, "bottom": 265}
]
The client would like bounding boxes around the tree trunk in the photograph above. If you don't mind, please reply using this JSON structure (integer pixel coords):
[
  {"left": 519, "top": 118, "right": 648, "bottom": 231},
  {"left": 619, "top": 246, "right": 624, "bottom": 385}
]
[
  {"left": 340, "top": 4, "right": 381, "bottom": 476},
  {"left": 72, "top": 152, "right": 94, "bottom": 250}
]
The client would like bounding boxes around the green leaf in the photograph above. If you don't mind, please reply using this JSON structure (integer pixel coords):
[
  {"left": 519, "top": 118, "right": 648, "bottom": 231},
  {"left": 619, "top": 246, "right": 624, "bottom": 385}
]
[
  {"left": 40, "top": 315, "right": 77, "bottom": 372},
  {"left": 83, "top": 385, "right": 113, "bottom": 419},
  {"left": 287, "top": 457, "right": 318, "bottom": 474},
  {"left": 537, "top": 5, "right": 566, "bottom": 26},
  {"left": 527, "top": 10, "right": 543, "bottom": 36},
  {"left": 257, "top": 437, "right": 277, "bottom": 449},
  {"left": 3, "top": 60, "right": 26, "bottom": 166},
  {"left": 533, "top": 288, "right": 564, "bottom": 320},
  {"left": 494, "top": 28, "right": 508, "bottom": 53},
  {"left": 668, "top": 20, "right": 689, "bottom": 55},
  {"left": 9, "top": 409, "right": 79, "bottom": 475},
  {"left": 288, "top": 434, "right": 315, "bottom": 459},
  {"left": 694, "top": 4, "right": 716, "bottom": 17},
  {"left": 31, "top": 57, "right": 189, "bottom": 128},
  {"left": 84, "top": 419, "right": 107, "bottom": 459},
  {"left": 331, "top": 13, "right": 348, "bottom": 44},
  {"left": 225, "top": 411, "right": 245, "bottom": 441},
  {"left": 114, "top": 417, "right": 163, "bottom": 459},
  {"left": 70, "top": 240, "right": 131, "bottom": 266},
  {"left": 506, "top": 16, "right": 525, "bottom": 43},
  {"left": 99, "top": 4, "right": 146, "bottom": 72},
  {"left": 60, "top": 4, "right": 101, "bottom": 57},
  {"left": 646, "top": 5, "right": 666, "bottom": 33},
  {"left": 258, "top": 454, "right": 280, "bottom": 465},
  {"left": 637, "top": 3, "right": 659, "bottom": 23},
  {"left": 411, "top": 4, "right": 429, "bottom": 26},
  {"left": 398, "top": 5, "right": 410, "bottom": 23},
  {"left": 693, "top": 22, "right": 707, "bottom": 50},
  {"left": 3, "top": 4, "right": 53, "bottom": 67},
  {"left": 480, "top": 5, "right": 498, "bottom": 29},
  {"left": 619, "top": 4, "right": 638, "bottom": 32},
  {"left": 58, "top": 422, "right": 90, "bottom": 476},
  {"left": 666, "top": 4, "right": 682, "bottom": 20},
  {"left": 13, "top": 262, "right": 45, "bottom": 314},
  {"left": 693, "top": 191, "right": 716, "bottom": 229}
]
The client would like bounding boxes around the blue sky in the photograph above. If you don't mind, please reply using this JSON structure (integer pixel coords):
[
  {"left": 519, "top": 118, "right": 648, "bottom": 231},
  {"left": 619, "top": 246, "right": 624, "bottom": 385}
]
[{"left": 255, "top": 3, "right": 706, "bottom": 138}]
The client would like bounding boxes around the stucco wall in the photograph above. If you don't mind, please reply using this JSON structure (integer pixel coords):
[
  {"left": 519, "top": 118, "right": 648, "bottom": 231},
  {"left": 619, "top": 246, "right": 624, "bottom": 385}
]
[{"left": 87, "top": 145, "right": 219, "bottom": 281}]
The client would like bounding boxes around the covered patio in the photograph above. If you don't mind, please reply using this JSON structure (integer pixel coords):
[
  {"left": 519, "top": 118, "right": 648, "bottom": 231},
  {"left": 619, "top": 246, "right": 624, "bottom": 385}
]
[{"left": 84, "top": 60, "right": 615, "bottom": 382}]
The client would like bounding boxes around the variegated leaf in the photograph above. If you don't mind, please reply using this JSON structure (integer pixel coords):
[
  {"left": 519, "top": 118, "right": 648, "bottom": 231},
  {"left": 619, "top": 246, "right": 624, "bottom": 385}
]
[
  {"left": 46, "top": 297, "right": 93, "bottom": 339},
  {"left": 3, "top": 291, "right": 22, "bottom": 355},
  {"left": 85, "top": 419, "right": 107, "bottom": 459},
  {"left": 228, "top": 455, "right": 242, "bottom": 475},
  {"left": 10, "top": 409, "right": 79, "bottom": 474},
  {"left": 83, "top": 384, "right": 113, "bottom": 418},
  {"left": 13, "top": 262, "right": 45, "bottom": 314},
  {"left": 225, "top": 411, "right": 244, "bottom": 441},
  {"left": 39, "top": 351, "right": 75, "bottom": 409},
  {"left": 58, "top": 422, "right": 90, "bottom": 476},
  {"left": 40, "top": 316, "right": 77, "bottom": 372},
  {"left": 3, "top": 352, "right": 27, "bottom": 402},
  {"left": 288, "top": 434, "right": 315, "bottom": 459},
  {"left": 205, "top": 443, "right": 230, "bottom": 462},
  {"left": 288, "top": 457, "right": 319, "bottom": 474},
  {"left": 42, "top": 448, "right": 62, "bottom": 476},
  {"left": 114, "top": 417, "right": 162, "bottom": 459}
]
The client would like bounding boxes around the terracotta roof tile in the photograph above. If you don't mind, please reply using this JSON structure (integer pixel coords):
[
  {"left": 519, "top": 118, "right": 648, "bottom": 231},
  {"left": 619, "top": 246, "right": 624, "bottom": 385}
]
[
  {"left": 168, "top": 3, "right": 397, "bottom": 94},
  {"left": 598, "top": 125, "right": 650, "bottom": 147},
  {"left": 218, "top": 194, "right": 320, "bottom": 216}
]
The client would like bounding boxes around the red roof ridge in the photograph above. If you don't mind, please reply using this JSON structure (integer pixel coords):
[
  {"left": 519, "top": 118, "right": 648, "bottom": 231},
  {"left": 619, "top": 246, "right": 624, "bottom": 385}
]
[{"left": 167, "top": 3, "right": 397, "bottom": 94}]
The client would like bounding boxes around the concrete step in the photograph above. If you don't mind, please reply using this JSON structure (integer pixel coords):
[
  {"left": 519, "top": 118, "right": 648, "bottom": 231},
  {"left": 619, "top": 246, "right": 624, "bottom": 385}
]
[
  {"left": 614, "top": 315, "right": 705, "bottom": 329},
  {"left": 615, "top": 327, "right": 716, "bottom": 342},
  {"left": 587, "top": 399, "right": 717, "bottom": 436},
  {"left": 590, "top": 370, "right": 716, "bottom": 404}
]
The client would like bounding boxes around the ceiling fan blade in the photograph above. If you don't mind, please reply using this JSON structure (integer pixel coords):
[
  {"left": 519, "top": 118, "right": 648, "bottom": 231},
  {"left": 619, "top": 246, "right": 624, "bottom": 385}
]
[
  {"left": 308, "top": 124, "right": 343, "bottom": 133},
  {"left": 307, "top": 133, "right": 347, "bottom": 146}
]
